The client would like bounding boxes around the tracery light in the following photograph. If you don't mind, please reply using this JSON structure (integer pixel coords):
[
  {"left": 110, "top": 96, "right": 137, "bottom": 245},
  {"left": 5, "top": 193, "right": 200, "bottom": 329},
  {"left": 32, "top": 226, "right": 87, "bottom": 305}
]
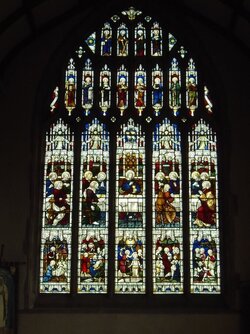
[
  {"left": 82, "top": 59, "right": 94, "bottom": 116},
  {"left": 134, "top": 64, "right": 146, "bottom": 116},
  {"left": 65, "top": 59, "right": 77, "bottom": 116},
  {"left": 117, "top": 65, "right": 128, "bottom": 115},
  {"left": 169, "top": 58, "right": 181, "bottom": 116},
  {"left": 99, "top": 64, "right": 111, "bottom": 115},
  {"left": 151, "top": 22, "right": 162, "bottom": 56},
  {"left": 117, "top": 23, "right": 128, "bottom": 56},
  {"left": 152, "top": 64, "right": 163, "bottom": 116},
  {"left": 186, "top": 58, "right": 198, "bottom": 116}
]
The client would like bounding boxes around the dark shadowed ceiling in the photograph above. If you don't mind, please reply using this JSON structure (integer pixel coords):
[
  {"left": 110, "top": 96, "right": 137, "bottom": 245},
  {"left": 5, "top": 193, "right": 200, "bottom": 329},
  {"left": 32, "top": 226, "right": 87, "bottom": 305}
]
[{"left": 0, "top": 0, "right": 249, "bottom": 71}]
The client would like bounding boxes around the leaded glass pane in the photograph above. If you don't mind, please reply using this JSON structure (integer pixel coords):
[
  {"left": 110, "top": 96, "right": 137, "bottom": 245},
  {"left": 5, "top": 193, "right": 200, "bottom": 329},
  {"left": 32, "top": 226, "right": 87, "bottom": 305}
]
[
  {"left": 50, "top": 86, "right": 59, "bottom": 113},
  {"left": 99, "top": 65, "right": 111, "bottom": 116},
  {"left": 40, "top": 119, "right": 74, "bottom": 293},
  {"left": 82, "top": 59, "right": 94, "bottom": 116},
  {"left": 204, "top": 86, "right": 213, "bottom": 113},
  {"left": 169, "top": 33, "right": 177, "bottom": 51},
  {"left": 189, "top": 120, "right": 220, "bottom": 293},
  {"left": 117, "top": 65, "right": 128, "bottom": 115},
  {"left": 65, "top": 59, "right": 77, "bottom": 116},
  {"left": 78, "top": 119, "right": 109, "bottom": 293},
  {"left": 101, "top": 22, "right": 112, "bottom": 56},
  {"left": 152, "top": 64, "right": 163, "bottom": 116},
  {"left": 169, "top": 58, "right": 181, "bottom": 116},
  {"left": 186, "top": 59, "right": 198, "bottom": 116},
  {"left": 85, "top": 32, "right": 96, "bottom": 53},
  {"left": 134, "top": 65, "right": 146, "bottom": 116},
  {"left": 151, "top": 22, "right": 162, "bottom": 56},
  {"left": 115, "top": 119, "right": 146, "bottom": 294},
  {"left": 178, "top": 46, "right": 187, "bottom": 59},
  {"left": 117, "top": 23, "right": 128, "bottom": 56},
  {"left": 135, "top": 23, "right": 146, "bottom": 56},
  {"left": 152, "top": 119, "right": 183, "bottom": 294}
]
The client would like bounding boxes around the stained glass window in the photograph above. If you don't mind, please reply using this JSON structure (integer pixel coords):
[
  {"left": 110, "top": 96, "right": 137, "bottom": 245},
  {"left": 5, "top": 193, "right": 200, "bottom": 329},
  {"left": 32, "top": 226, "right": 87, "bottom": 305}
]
[{"left": 39, "top": 6, "right": 221, "bottom": 297}]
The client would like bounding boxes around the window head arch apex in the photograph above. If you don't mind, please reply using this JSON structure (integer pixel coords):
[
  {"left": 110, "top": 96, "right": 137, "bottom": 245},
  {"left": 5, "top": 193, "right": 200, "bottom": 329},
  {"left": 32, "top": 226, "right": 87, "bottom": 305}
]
[{"left": 122, "top": 7, "right": 142, "bottom": 20}]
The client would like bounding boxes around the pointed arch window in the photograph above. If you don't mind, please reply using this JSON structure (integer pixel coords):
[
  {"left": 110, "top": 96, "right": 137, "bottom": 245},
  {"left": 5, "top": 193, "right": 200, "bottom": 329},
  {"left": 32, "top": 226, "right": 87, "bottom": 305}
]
[{"left": 39, "top": 7, "right": 221, "bottom": 296}]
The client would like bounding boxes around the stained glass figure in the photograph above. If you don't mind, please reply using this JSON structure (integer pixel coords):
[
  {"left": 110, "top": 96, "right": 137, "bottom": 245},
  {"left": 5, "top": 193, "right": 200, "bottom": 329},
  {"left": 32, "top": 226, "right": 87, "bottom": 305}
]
[
  {"left": 189, "top": 120, "right": 220, "bottom": 293},
  {"left": 78, "top": 229, "right": 108, "bottom": 293},
  {"left": 116, "top": 231, "right": 145, "bottom": 293},
  {"left": 85, "top": 32, "right": 96, "bottom": 53},
  {"left": 152, "top": 64, "right": 163, "bottom": 115},
  {"left": 115, "top": 119, "right": 146, "bottom": 294},
  {"left": 169, "top": 33, "right": 177, "bottom": 51},
  {"left": 204, "top": 86, "right": 213, "bottom": 113},
  {"left": 153, "top": 231, "right": 183, "bottom": 294},
  {"left": 189, "top": 120, "right": 217, "bottom": 228},
  {"left": 82, "top": 59, "right": 94, "bottom": 115},
  {"left": 190, "top": 231, "right": 220, "bottom": 293},
  {"left": 117, "top": 65, "right": 128, "bottom": 115},
  {"left": 40, "top": 230, "right": 71, "bottom": 293},
  {"left": 151, "top": 22, "right": 162, "bottom": 56},
  {"left": 152, "top": 119, "right": 183, "bottom": 293},
  {"left": 64, "top": 59, "right": 76, "bottom": 116},
  {"left": 42, "top": 120, "right": 74, "bottom": 228},
  {"left": 101, "top": 22, "right": 112, "bottom": 56},
  {"left": 169, "top": 58, "right": 181, "bottom": 116},
  {"left": 40, "top": 119, "right": 74, "bottom": 293},
  {"left": 99, "top": 65, "right": 111, "bottom": 115},
  {"left": 135, "top": 23, "right": 146, "bottom": 56},
  {"left": 117, "top": 23, "right": 128, "bottom": 56},
  {"left": 134, "top": 65, "right": 146, "bottom": 116},
  {"left": 79, "top": 119, "right": 109, "bottom": 228},
  {"left": 186, "top": 59, "right": 198, "bottom": 116},
  {"left": 153, "top": 120, "right": 182, "bottom": 226},
  {"left": 50, "top": 86, "right": 59, "bottom": 113}
]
